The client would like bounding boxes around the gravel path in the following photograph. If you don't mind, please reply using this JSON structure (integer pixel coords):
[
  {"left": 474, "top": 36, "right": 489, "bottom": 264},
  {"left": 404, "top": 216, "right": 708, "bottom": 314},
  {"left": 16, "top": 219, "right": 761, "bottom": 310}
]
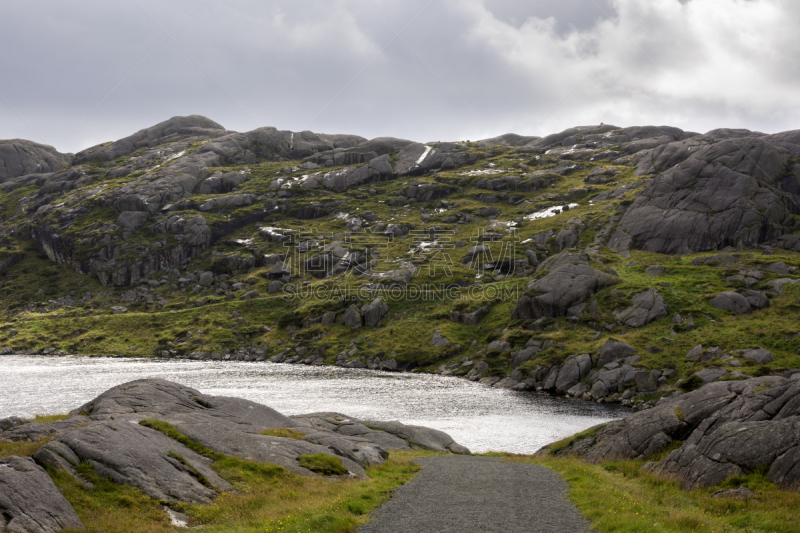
[{"left": 358, "top": 455, "right": 592, "bottom": 533}]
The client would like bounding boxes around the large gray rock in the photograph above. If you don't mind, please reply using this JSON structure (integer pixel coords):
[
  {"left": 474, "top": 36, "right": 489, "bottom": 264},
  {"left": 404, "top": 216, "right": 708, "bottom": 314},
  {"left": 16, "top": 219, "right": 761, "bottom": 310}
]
[
  {"left": 511, "top": 251, "right": 617, "bottom": 320},
  {"left": 634, "top": 371, "right": 659, "bottom": 393},
  {"left": 393, "top": 142, "right": 477, "bottom": 176},
  {"left": 450, "top": 305, "right": 491, "bottom": 326},
  {"left": 609, "top": 133, "right": 795, "bottom": 254},
  {"left": 595, "top": 339, "right": 636, "bottom": 368},
  {"left": 58, "top": 379, "right": 366, "bottom": 478},
  {"left": 43, "top": 378, "right": 469, "bottom": 494},
  {"left": 476, "top": 133, "right": 540, "bottom": 147},
  {"left": 652, "top": 418, "right": 800, "bottom": 490},
  {"left": 76, "top": 115, "right": 226, "bottom": 163},
  {"left": 198, "top": 271, "right": 214, "bottom": 287},
  {"left": 709, "top": 291, "right": 752, "bottom": 314},
  {"left": 361, "top": 298, "right": 389, "bottom": 327},
  {"left": 0, "top": 455, "right": 84, "bottom": 533},
  {"left": 431, "top": 330, "right": 451, "bottom": 348},
  {"left": 0, "top": 416, "right": 89, "bottom": 443},
  {"left": 542, "top": 376, "right": 800, "bottom": 491},
  {"left": 460, "top": 245, "right": 490, "bottom": 266},
  {"left": 587, "top": 364, "right": 639, "bottom": 398},
  {"left": 742, "top": 290, "right": 769, "bottom": 309},
  {"left": 198, "top": 193, "right": 256, "bottom": 211},
  {"left": 487, "top": 340, "right": 512, "bottom": 353},
  {"left": 322, "top": 155, "right": 394, "bottom": 190},
  {"left": 693, "top": 368, "right": 728, "bottom": 384},
  {"left": 645, "top": 265, "right": 665, "bottom": 276},
  {"left": 360, "top": 420, "right": 470, "bottom": 455},
  {"left": 116, "top": 210, "right": 149, "bottom": 229},
  {"left": 341, "top": 305, "right": 363, "bottom": 328},
  {"left": 517, "top": 124, "right": 694, "bottom": 157},
  {"left": 33, "top": 419, "right": 230, "bottom": 504},
  {"left": 614, "top": 289, "right": 668, "bottom": 328},
  {"left": 739, "top": 348, "right": 775, "bottom": 363},
  {"left": 0, "top": 139, "right": 73, "bottom": 182},
  {"left": 197, "top": 171, "right": 247, "bottom": 195},
  {"left": 553, "top": 354, "right": 593, "bottom": 393}
]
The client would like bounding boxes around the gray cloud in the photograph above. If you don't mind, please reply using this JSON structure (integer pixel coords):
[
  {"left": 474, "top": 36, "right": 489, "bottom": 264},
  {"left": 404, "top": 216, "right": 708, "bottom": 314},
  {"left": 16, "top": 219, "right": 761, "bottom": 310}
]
[{"left": 0, "top": 0, "right": 799, "bottom": 153}]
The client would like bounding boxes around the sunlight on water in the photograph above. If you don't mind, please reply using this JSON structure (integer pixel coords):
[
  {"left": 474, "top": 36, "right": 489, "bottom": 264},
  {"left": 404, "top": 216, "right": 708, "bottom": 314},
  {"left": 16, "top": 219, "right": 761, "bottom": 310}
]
[{"left": 0, "top": 356, "right": 623, "bottom": 453}]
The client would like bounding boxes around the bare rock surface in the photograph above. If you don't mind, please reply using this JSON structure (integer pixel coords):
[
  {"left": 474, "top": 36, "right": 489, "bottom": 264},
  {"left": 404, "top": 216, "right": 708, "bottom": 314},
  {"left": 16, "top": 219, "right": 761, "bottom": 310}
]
[
  {"left": 511, "top": 251, "right": 617, "bottom": 320},
  {"left": 541, "top": 376, "right": 800, "bottom": 490},
  {"left": 33, "top": 419, "right": 230, "bottom": 504},
  {"left": 614, "top": 288, "right": 668, "bottom": 328},
  {"left": 0, "top": 456, "right": 84, "bottom": 533},
  {"left": 0, "top": 379, "right": 471, "bottom": 529},
  {"left": 609, "top": 132, "right": 798, "bottom": 254},
  {"left": 75, "top": 115, "right": 226, "bottom": 163},
  {"left": 0, "top": 140, "right": 73, "bottom": 182},
  {"left": 14, "top": 379, "right": 469, "bottom": 512}
]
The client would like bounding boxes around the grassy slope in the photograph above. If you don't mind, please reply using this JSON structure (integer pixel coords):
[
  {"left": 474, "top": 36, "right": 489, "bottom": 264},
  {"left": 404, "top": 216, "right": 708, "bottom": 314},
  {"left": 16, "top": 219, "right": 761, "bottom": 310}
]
[
  {"left": 528, "top": 454, "right": 800, "bottom": 533},
  {"left": 0, "top": 142, "right": 797, "bottom": 391}
]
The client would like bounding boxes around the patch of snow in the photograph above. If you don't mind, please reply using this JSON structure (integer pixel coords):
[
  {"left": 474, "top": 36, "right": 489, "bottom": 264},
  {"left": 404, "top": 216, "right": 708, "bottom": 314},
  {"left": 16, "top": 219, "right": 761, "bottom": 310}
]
[
  {"left": 163, "top": 150, "right": 186, "bottom": 163},
  {"left": 460, "top": 168, "right": 506, "bottom": 177},
  {"left": 524, "top": 203, "right": 579, "bottom": 221},
  {"left": 416, "top": 145, "right": 433, "bottom": 165}
]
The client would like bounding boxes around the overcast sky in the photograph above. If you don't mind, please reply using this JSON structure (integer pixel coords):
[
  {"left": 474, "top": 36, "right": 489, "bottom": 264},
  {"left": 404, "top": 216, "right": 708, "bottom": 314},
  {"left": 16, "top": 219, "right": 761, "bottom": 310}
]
[{"left": 2, "top": 0, "right": 800, "bottom": 153}]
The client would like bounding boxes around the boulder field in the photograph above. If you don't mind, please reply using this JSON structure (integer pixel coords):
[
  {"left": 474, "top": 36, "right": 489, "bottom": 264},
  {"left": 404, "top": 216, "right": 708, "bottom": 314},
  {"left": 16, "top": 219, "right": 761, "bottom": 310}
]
[{"left": 0, "top": 378, "right": 469, "bottom": 532}]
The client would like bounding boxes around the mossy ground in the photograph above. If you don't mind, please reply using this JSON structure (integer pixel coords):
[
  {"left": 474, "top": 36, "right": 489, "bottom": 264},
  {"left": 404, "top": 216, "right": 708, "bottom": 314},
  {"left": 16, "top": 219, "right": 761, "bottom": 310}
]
[
  {"left": 509, "top": 453, "right": 800, "bottom": 533},
  {"left": 0, "top": 143, "right": 797, "bottom": 393}
]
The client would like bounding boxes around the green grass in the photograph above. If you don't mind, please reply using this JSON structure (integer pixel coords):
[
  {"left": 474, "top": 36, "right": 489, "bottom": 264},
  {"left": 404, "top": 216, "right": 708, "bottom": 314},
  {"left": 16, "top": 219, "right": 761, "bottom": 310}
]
[
  {"left": 523, "top": 455, "right": 800, "bottom": 533},
  {"left": 0, "top": 439, "right": 50, "bottom": 458},
  {"left": 33, "top": 414, "right": 71, "bottom": 423},
  {"left": 261, "top": 428, "right": 307, "bottom": 440},
  {"left": 48, "top": 418, "right": 432, "bottom": 533},
  {"left": 544, "top": 423, "right": 607, "bottom": 455},
  {"left": 297, "top": 453, "right": 350, "bottom": 476}
]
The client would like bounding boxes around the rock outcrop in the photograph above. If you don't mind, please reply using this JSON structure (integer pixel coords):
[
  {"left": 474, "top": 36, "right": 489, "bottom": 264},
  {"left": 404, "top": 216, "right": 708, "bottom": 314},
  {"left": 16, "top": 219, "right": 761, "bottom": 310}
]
[
  {"left": 0, "top": 456, "right": 84, "bottom": 533},
  {"left": 0, "top": 140, "right": 73, "bottom": 182},
  {"left": 609, "top": 132, "right": 799, "bottom": 254},
  {"left": 75, "top": 115, "right": 226, "bottom": 163},
  {"left": 511, "top": 251, "right": 617, "bottom": 320},
  {"left": 613, "top": 289, "right": 668, "bottom": 328},
  {"left": 0, "top": 378, "right": 470, "bottom": 526},
  {"left": 541, "top": 376, "right": 800, "bottom": 491}
]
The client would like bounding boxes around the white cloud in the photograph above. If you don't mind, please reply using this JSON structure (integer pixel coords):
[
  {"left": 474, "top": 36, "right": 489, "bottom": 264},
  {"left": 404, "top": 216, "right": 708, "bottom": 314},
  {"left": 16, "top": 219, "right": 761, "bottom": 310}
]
[
  {"left": 1, "top": 0, "right": 800, "bottom": 151},
  {"left": 451, "top": 0, "right": 800, "bottom": 136}
]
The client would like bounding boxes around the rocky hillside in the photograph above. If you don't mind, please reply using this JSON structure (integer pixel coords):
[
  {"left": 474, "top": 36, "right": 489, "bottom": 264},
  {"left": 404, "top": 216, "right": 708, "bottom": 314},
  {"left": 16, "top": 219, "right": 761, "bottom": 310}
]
[{"left": 1, "top": 117, "right": 800, "bottom": 406}]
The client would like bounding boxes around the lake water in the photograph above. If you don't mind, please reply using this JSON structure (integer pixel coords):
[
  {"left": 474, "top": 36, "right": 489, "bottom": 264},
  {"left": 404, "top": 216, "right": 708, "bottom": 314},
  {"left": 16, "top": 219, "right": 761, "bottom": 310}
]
[{"left": 0, "top": 356, "right": 624, "bottom": 454}]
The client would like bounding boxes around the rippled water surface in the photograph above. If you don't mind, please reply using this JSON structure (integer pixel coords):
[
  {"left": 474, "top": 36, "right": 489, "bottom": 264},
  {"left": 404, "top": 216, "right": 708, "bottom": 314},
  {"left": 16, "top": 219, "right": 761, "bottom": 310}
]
[{"left": 0, "top": 356, "right": 624, "bottom": 453}]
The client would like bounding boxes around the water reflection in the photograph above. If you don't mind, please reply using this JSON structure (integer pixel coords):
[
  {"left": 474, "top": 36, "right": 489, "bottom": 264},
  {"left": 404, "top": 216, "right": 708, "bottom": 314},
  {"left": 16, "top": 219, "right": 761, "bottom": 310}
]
[{"left": 0, "top": 356, "right": 624, "bottom": 453}]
